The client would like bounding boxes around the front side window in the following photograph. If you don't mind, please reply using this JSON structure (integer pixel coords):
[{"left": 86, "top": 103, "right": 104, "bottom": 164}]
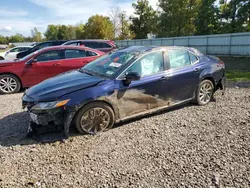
[
  {"left": 36, "top": 50, "right": 61, "bottom": 62},
  {"left": 10, "top": 48, "right": 20, "bottom": 52},
  {"left": 80, "top": 51, "right": 137, "bottom": 78},
  {"left": 65, "top": 49, "right": 86, "bottom": 59},
  {"left": 125, "top": 51, "right": 164, "bottom": 77},
  {"left": 168, "top": 50, "right": 191, "bottom": 69}
]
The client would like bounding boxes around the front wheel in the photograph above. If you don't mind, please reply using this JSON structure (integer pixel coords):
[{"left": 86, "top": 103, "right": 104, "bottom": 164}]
[
  {"left": 194, "top": 79, "right": 214, "bottom": 106},
  {"left": 0, "top": 56, "right": 4, "bottom": 60},
  {"left": 74, "top": 102, "right": 115, "bottom": 135},
  {"left": 0, "top": 74, "right": 21, "bottom": 94}
]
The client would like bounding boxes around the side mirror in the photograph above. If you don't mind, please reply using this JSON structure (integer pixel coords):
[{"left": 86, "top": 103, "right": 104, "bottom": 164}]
[
  {"left": 26, "top": 58, "right": 37, "bottom": 65},
  {"left": 123, "top": 72, "right": 140, "bottom": 85}
]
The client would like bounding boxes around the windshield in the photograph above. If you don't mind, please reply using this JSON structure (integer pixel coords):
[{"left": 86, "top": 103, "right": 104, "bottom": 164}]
[{"left": 80, "top": 51, "right": 139, "bottom": 78}]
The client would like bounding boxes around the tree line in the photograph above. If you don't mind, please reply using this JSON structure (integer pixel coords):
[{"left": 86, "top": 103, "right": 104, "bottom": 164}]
[{"left": 0, "top": 0, "right": 249, "bottom": 44}]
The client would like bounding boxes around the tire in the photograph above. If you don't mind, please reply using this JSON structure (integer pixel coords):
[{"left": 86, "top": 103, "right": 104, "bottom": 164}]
[
  {"left": 74, "top": 102, "right": 115, "bottom": 135},
  {"left": 0, "top": 74, "right": 21, "bottom": 94},
  {"left": 194, "top": 79, "right": 214, "bottom": 106},
  {"left": 0, "top": 57, "right": 4, "bottom": 60}
]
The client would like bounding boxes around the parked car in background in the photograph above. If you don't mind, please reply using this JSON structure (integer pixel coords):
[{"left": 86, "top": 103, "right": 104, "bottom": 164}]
[
  {"left": 22, "top": 46, "right": 226, "bottom": 137},
  {"left": 0, "top": 46, "right": 104, "bottom": 94},
  {"left": 16, "top": 40, "right": 68, "bottom": 59},
  {"left": 0, "top": 46, "right": 32, "bottom": 61},
  {"left": 62, "top": 40, "right": 117, "bottom": 53},
  {"left": 0, "top": 45, "right": 8, "bottom": 50}
]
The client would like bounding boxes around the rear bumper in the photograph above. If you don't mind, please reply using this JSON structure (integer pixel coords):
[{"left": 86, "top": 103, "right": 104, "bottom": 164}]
[{"left": 216, "top": 75, "right": 226, "bottom": 95}]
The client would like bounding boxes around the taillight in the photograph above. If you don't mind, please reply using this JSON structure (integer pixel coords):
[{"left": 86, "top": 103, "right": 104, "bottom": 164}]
[
  {"left": 109, "top": 41, "right": 117, "bottom": 48},
  {"left": 217, "top": 60, "right": 225, "bottom": 68}
]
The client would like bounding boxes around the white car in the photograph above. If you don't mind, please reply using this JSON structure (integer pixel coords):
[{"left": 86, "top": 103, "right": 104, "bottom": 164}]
[{"left": 0, "top": 46, "right": 32, "bottom": 61}]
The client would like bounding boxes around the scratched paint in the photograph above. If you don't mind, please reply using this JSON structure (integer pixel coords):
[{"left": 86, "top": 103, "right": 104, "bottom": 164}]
[{"left": 100, "top": 89, "right": 172, "bottom": 119}]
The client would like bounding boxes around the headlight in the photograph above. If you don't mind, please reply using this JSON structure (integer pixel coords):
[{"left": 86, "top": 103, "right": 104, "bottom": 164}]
[{"left": 31, "top": 99, "right": 70, "bottom": 110}]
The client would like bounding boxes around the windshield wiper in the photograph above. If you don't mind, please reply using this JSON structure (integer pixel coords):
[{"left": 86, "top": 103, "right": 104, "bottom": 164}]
[
  {"left": 79, "top": 68, "right": 110, "bottom": 79},
  {"left": 79, "top": 69, "right": 95, "bottom": 76}
]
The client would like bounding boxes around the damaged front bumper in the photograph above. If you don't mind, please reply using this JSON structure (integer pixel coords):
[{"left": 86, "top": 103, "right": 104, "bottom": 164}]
[{"left": 22, "top": 96, "right": 76, "bottom": 139}]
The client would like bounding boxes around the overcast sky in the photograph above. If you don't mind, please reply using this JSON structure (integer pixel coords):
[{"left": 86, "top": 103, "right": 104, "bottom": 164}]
[{"left": 0, "top": 0, "right": 158, "bottom": 37}]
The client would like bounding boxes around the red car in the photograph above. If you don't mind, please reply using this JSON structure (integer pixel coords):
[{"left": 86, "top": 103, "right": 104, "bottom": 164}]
[{"left": 0, "top": 46, "right": 104, "bottom": 94}]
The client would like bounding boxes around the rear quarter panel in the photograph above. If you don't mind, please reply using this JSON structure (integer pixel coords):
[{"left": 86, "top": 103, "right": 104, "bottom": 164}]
[{"left": 199, "top": 55, "right": 225, "bottom": 84}]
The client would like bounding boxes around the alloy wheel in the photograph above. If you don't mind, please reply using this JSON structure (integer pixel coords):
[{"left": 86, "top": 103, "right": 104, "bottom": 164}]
[
  {"left": 199, "top": 81, "right": 213, "bottom": 104},
  {"left": 0, "top": 77, "right": 18, "bottom": 94},
  {"left": 80, "top": 107, "right": 110, "bottom": 134}
]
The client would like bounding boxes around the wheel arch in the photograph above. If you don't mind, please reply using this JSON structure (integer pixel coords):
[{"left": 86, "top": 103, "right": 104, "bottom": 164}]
[
  {"left": 71, "top": 99, "right": 118, "bottom": 124},
  {"left": 0, "top": 72, "right": 23, "bottom": 87},
  {"left": 200, "top": 76, "right": 215, "bottom": 87}
]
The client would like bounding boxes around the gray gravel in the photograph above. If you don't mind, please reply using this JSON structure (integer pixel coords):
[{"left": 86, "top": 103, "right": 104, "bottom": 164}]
[{"left": 0, "top": 83, "right": 249, "bottom": 188}]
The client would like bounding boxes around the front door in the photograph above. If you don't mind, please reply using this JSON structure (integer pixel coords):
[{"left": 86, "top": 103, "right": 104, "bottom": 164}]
[
  {"left": 21, "top": 50, "right": 63, "bottom": 86},
  {"left": 115, "top": 51, "right": 172, "bottom": 119}
]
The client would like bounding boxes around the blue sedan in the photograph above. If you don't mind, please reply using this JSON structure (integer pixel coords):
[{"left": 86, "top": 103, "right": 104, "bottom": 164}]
[{"left": 22, "top": 46, "right": 226, "bottom": 138}]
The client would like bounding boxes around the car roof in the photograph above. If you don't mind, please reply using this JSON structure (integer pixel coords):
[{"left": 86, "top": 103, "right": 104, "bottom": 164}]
[
  {"left": 12, "top": 46, "right": 32, "bottom": 48},
  {"left": 40, "top": 45, "right": 104, "bottom": 53},
  {"left": 117, "top": 46, "right": 202, "bottom": 55},
  {"left": 64, "top": 39, "right": 112, "bottom": 43}
]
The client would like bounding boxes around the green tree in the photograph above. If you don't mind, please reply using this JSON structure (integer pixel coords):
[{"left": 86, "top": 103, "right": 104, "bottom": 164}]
[
  {"left": 31, "top": 28, "right": 42, "bottom": 42},
  {"left": 8, "top": 34, "right": 25, "bottom": 43},
  {"left": 130, "top": 0, "right": 157, "bottom": 39},
  {"left": 0, "top": 35, "right": 7, "bottom": 44},
  {"left": 118, "top": 11, "right": 134, "bottom": 39},
  {"left": 158, "top": 0, "right": 198, "bottom": 37},
  {"left": 57, "top": 25, "right": 68, "bottom": 40},
  {"left": 219, "top": 0, "right": 250, "bottom": 33},
  {"left": 67, "top": 25, "right": 76, "bottom": 40},
  {"left": 44, "top": 25, "right": 59, "bottom": 40},
  {"left": 195, "top": 0, "right": 220, "bottom": 35},
  {"left": 84, "top": 15, "right": 114, "bottom": 39},
  {"left": 75, "top": 23, "right": 85, "bottom": 39}
]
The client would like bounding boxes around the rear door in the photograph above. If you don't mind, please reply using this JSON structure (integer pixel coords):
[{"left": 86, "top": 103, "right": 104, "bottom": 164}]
[
  {"left": 21, "top": 50, "right": 63, "bottom": 86},
  {"left": 166, "top": 49, "right": 201, "bottom": 101},
  {"left": 60, "top": 48, "right": 100, "bottom": 72}
]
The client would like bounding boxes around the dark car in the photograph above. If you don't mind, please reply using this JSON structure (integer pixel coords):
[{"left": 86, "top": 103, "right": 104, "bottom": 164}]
[
  {"left": 0, "top": 46, "right": 104, "bottom": 94},
  {"left": 62, "top": 40, "right": 117, "bottom": 53},
  {"left": 22, "top": 46, "right": 226, "bottom": 138},
  {"left": 16, "top": 40, "right": 68, "bottom": 58}
]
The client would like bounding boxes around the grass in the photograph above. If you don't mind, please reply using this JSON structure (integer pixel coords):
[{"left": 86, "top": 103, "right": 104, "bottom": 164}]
[
  {"left": 226, "top": 70, "right": 250, "bottom": 81},
  {"left": 219, "top": 56, "right": 250, "bottom": 82}
]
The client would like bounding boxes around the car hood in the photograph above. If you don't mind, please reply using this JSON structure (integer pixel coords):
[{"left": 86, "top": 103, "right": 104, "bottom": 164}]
[
  {"left": 25, "top": 70, "right": 103, "bottom": 101},
  {"left": 0, "top": 60, "right": 14, "bottom": 67}
]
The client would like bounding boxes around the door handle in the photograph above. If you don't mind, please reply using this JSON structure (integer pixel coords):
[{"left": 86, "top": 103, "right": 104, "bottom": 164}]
[
  {"left": 53, "top": 63, "right": 61, "bottom": 66},
  {"left": 194, "top": 68, "right": 199, "bottom": 73},
  {"left": 160, "top": 76, "right": 169, "bottom": 81}
]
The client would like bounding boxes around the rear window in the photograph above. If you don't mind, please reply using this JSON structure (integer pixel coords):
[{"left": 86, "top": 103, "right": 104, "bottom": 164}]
[{"left": 83, "top": 41, "right": 112, "bottom": 49}]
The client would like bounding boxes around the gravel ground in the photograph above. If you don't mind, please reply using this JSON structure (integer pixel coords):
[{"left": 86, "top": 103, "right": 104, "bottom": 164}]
[{"left": 0, "top": 82, "right": 249, "bottom": 188}]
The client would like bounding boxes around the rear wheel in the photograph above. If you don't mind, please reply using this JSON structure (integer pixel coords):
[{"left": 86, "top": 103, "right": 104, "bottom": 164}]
[
  {"left": 74, "top": 102, "right": 115, "bottom": 135},
  {"left": 195, "top": 79, "right": 214, "bottom": 106},
  {"left": 0, "top": 74, "right": 21, "bottom": 94}
]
